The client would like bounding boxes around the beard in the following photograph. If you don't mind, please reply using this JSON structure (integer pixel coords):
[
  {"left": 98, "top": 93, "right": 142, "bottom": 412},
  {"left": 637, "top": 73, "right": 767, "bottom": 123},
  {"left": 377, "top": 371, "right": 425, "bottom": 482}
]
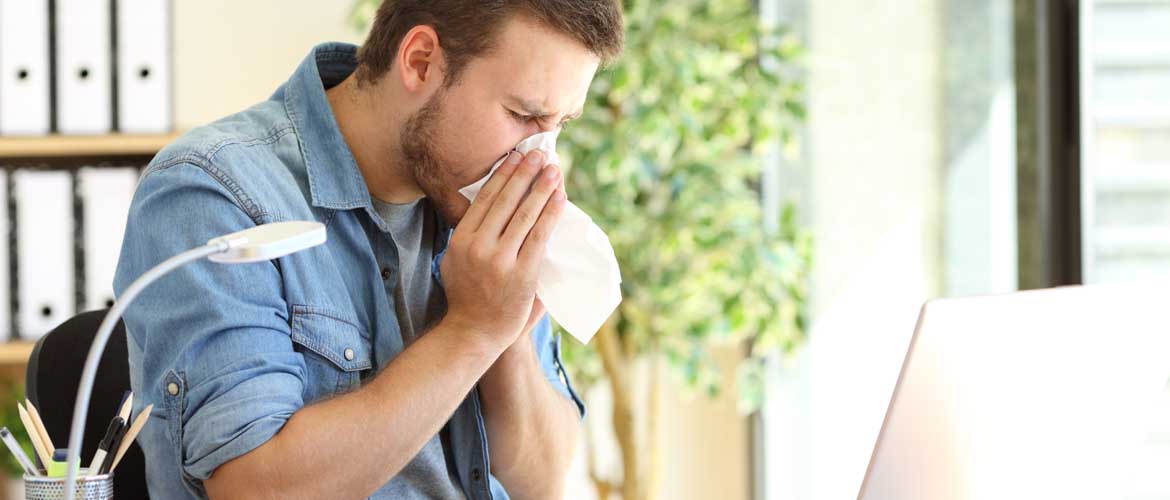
[{"left": 399, "top": 91, "right": 467, "bottom": 225}]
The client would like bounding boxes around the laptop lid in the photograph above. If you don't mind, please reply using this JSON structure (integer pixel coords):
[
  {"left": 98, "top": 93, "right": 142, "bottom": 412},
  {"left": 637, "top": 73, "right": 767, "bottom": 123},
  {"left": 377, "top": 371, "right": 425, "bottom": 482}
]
[{"left": 858, "top": 282, "right": 1170, "bottom": 500}]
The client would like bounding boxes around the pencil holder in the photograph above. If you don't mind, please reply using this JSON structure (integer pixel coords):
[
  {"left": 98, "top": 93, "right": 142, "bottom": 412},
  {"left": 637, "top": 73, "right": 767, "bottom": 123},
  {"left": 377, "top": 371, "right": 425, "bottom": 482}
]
[{"left": 22, "top": 471, "right": 113, "bottom": 500}]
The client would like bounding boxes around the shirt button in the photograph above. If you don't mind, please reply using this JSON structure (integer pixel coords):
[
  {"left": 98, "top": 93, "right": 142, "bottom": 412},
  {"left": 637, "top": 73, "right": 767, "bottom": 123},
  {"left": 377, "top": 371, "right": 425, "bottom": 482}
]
[
  {"left": 167, "top": 382, "right": 179, "bottom": 396},
  {"left": 380, "top": 268, "right": 391, "bottom": 281},
  {"left": 344, "top": 348, "right": 355, "bottom": 361},
  {"left": 471, "top": 468, "right": 482, "bottom": 482}
]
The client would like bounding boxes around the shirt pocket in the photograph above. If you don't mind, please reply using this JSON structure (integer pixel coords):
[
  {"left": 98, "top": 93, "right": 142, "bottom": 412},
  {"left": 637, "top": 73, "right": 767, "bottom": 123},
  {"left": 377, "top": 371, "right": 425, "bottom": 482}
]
[{"left": 289, "top": 304, "right": 373, "bottom": 403}]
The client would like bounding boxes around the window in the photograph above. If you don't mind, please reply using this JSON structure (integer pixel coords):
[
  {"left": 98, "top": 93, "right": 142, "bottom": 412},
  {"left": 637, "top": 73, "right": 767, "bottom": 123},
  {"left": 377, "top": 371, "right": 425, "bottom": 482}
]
[
  {"left": 761, "top": 0, "right": 1170, "bottom": 498},
  {"left": 759, "top": 1, "right": 1016, "bottom": 499},
  {"left": 1082, "top": 0, "right": 1170, "bottom": 283},
  {"left": 1082, "top": 1, "right": 1170, "bottom": 497}
]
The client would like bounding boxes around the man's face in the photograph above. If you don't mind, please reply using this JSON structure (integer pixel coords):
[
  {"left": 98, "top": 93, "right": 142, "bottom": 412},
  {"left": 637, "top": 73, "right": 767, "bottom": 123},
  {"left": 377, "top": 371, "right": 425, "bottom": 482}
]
[{"left": 400, "top": 15, "right": 600, "bottom": 224}]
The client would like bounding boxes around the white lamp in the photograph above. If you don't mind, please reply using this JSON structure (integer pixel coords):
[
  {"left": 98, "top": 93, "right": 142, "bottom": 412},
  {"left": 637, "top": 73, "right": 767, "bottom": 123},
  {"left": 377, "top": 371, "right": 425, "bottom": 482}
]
[{"left": 61, "top": 221, "right": 327, "bottom": 499}]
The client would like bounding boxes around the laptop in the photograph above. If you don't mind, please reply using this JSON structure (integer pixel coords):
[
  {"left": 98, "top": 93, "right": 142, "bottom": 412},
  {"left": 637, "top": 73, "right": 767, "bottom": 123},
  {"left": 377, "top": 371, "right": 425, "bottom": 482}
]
[{"left": 857, "top": 282, "right": 1170, "bottom": 500}]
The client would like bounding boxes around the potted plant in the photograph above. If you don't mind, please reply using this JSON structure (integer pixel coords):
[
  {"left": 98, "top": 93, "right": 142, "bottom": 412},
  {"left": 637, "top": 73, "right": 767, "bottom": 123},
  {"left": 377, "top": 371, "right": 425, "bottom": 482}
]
[{"left": 552, "top": 1, "right": 809, "bottom": 498}]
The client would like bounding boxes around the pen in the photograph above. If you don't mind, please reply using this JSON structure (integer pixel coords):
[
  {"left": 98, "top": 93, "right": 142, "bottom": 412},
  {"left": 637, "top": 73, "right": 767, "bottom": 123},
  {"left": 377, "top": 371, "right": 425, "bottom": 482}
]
[
  {"left": 0, "top": 427, "right": 38, "bottom": 476},
  {"left": 86, "top": 416, "right": 124, "bottom": 477},
  {"left": 109, "top": 404, "right": 152, "bottom": 473},
  {"left": 116, "top": 391, "right": 133, "bottom": 422},
  {"left": 48, "top": 448, "right": 76, "bottom": 477},
  {"left": 97, "top": 415, "right": 129, "bottom": 475}
]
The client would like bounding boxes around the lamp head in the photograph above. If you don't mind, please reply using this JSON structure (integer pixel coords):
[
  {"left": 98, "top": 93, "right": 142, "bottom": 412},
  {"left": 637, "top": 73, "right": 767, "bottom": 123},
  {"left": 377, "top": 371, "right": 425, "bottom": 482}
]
[{"left": 207, "top": 221, "right": 326, "bottom": 264}]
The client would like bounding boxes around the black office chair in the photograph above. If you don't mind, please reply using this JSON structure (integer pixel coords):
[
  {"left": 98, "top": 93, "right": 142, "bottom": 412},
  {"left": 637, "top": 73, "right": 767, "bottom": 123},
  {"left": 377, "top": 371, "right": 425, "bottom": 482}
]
[{"left": 25, "top": 309, "right": 149, "bottom": 499}]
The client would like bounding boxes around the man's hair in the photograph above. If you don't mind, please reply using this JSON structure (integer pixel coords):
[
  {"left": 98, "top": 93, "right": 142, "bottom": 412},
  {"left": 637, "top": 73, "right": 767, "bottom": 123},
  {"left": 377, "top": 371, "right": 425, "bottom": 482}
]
[{"left": 355, "top": 0, "right": 624, "bottom": 86}]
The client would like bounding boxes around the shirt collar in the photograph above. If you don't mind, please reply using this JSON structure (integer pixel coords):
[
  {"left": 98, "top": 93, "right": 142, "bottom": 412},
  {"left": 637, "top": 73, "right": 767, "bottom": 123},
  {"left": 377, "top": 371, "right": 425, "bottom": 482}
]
[
  {"left": 282, "top": 42, "right": 371, "bottom": 212},
  {"left": 281, "top": 42, "right": 455, "bottom": 237}
]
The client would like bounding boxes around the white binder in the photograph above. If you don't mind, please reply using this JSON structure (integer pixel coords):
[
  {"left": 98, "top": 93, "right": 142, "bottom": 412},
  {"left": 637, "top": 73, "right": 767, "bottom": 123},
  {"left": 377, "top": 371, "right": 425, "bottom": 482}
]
[
  {"left": 0, "top": 172, "right": 10, "bottom": 342},
  {"left": 55, "top": 0, "right": 112, "bottom": 134},
  {"left": 116, "top": 0, "right": 171, "bottom": 133},
  {"left": 80, "top": 167, "right": 137, "bottom": 310},
  {"left": 15, "top": 170, "right": 74, "bottom": 340},
  {"left": 0, "top": 0, "right": 51, "bottom": 135}
]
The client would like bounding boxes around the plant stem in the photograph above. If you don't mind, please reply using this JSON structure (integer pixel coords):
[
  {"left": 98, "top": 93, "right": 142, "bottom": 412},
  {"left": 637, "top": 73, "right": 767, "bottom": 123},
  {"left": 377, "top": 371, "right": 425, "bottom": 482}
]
[{"left": 596, "top": 316, "right": 641, "bottom": 500}]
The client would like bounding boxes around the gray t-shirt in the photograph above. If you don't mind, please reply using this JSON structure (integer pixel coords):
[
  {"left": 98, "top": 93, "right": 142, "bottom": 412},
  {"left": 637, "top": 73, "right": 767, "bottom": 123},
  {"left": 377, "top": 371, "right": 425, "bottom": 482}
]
[{"left": 371, "top": 196, "right": 466, "bottom": 500}]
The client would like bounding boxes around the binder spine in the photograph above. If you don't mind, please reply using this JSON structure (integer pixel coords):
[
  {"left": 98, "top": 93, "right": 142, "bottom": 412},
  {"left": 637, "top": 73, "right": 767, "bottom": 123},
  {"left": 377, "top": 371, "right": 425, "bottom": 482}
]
[
  {"left": 71, "top": 168, "right": 84, "bottom": 314},
  {"left": 109, "top": 0, "right": 118, "bottom": 132},
  {"left": 5, "top": 167, "right": 16, "bottom": 340},
  {"left": 48, "top": 0, "right": 57, "bottom": 134}
]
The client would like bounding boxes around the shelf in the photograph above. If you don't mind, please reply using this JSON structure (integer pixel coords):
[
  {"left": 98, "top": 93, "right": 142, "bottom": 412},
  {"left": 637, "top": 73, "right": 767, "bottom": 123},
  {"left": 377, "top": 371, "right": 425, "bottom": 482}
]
[
  {"left": 0, "top": 342, "right": 34, "bottom": 366},
  {"left": 0, "top": 133, "right": 180, "bottom": 166}
]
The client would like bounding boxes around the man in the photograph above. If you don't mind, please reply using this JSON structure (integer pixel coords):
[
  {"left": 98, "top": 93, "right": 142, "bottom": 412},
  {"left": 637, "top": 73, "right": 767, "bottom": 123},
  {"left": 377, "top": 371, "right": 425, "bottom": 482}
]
[{"left": 113, "top": 1, "right": 623, "bottom": 499}]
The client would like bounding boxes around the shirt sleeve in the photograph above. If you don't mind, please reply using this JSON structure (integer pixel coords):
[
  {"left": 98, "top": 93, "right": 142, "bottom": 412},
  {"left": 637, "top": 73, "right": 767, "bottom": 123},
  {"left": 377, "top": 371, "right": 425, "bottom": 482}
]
[
  {"left": 529, "top": 315, "right": 586, "bottom": 418},
  {"left": 114, "top": 162, "right": 306, "bottom": 486}
]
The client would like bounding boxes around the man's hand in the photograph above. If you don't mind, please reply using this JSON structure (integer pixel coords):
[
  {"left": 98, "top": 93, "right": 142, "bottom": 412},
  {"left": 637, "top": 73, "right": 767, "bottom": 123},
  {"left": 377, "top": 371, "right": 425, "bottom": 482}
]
[
  {"left": 441, "top": 149, "right": 566, "bottom": 348},
  {"left": 204, "top": 150, "right": 568, "bottom": 500}
]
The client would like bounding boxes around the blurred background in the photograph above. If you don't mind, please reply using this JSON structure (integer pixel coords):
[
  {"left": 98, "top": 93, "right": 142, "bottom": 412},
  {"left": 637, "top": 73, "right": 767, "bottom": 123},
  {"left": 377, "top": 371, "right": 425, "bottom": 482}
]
[{"left": 0, "top": 0, "right": 1168, "bottom": 499}]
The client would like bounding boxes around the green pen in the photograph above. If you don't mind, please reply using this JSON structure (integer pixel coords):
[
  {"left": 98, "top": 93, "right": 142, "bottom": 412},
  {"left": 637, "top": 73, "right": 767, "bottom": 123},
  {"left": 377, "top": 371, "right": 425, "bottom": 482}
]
[{"left": 48, "top": 449, "right": 79, "bottom": 477}]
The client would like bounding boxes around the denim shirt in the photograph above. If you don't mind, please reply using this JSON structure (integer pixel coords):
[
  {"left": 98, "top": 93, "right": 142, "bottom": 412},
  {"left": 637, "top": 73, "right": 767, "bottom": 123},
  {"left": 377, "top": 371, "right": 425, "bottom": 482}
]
[{"left": 113, "top": 42, "right": 584, "bottom": 500}]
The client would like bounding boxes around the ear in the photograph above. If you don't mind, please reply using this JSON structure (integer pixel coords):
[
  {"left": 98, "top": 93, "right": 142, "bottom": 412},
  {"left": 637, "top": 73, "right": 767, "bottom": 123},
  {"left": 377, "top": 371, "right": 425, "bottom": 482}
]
[{"left": 396, "top": 25, "right": 445, "bottom": 93}]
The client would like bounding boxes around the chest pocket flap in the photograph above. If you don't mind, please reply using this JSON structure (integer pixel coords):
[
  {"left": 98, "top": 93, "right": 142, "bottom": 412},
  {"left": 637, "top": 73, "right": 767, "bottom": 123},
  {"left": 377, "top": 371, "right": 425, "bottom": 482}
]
[{"left": 289, "top": 305, "right": 372, "bottom": 372}]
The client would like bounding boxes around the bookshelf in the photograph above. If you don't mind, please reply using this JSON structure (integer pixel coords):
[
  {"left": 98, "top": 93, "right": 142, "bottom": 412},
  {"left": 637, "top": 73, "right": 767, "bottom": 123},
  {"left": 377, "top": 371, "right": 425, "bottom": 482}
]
[
  {"left": 0, "top": 133, "right": 180, "bottom": 167},
  {"left": 0, "top": 133, "right": 177, "bottom": 370},
  {"left": 0, "top": 343, "right": 33, "bottom": 366}
]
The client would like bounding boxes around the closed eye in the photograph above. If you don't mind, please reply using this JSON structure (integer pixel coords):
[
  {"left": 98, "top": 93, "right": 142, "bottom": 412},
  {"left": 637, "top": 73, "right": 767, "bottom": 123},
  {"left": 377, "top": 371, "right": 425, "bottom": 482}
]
[
  {"left": 508, "top": 109, "right": 534, "bottom": 124},
  {"left": 508, "top": 107, "right": 573, "bottom": 130}
]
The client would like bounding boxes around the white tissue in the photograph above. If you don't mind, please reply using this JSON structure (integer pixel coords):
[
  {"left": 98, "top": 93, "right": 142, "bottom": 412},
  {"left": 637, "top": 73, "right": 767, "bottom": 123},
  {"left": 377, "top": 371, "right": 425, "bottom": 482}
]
[{"left": 459, "top": 131, "right": 622, "bottom": 343}]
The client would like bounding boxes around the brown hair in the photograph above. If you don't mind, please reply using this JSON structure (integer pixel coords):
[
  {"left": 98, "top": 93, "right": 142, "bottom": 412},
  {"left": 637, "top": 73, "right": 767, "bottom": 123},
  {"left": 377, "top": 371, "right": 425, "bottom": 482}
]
[{"left": 355, "top": 0, "right": 624, "bottom": 86}]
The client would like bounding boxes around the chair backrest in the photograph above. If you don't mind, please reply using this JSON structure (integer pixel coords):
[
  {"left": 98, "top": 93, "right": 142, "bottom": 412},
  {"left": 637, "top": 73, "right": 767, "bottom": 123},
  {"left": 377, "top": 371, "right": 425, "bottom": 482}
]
[{"left": 26, "top": 309, "right": 149, "bottom": 499}]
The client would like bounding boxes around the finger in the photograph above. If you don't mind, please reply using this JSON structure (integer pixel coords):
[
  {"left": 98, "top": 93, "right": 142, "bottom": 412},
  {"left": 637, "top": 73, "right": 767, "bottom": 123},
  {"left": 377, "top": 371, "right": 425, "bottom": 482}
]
[
  {"left": 523, "top": 298, "right": 547, "bottom": 334},
  {"left": 479, "top": 150, "right": 546, "bottom": 236},
  {"left": 500, "top": 164, "right": 561, "bottom": 254},
  {"left": 517, "top": 188, "right": 567, "bottom": 274},
  {"left": 461, "top": 151, "right": 522, "bottom": 232}
]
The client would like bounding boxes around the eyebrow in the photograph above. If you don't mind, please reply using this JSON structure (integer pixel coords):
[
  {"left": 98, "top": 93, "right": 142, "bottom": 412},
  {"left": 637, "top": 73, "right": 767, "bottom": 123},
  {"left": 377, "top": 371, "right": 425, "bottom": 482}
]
[{"left": 508, "top": 95, "right": 583, "bottom": 122}]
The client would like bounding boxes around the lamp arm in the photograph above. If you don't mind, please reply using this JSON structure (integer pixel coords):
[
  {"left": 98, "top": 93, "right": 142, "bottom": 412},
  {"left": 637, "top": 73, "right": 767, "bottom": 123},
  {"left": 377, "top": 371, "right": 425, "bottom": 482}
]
[{"left": 63, "top": 241, "right": 229, "bottom": 499}]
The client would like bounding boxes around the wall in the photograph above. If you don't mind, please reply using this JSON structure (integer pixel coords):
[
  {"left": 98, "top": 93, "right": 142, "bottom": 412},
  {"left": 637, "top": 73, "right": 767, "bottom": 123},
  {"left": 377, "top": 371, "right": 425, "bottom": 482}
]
[
  {"left": 565, "top": 347, "right": 751, "bottom": 500},
  {"left": 660, "top": 347, "right": 752, "bottom": 500},
  {"left": 762, "top": 1, "right": 1016, "bottom": 499},
  {"left": 173, "top": 1, "right": 362, "bottom": 129},
  {"left": 803, "top": 0, "right": 945, "bottom": 499}
]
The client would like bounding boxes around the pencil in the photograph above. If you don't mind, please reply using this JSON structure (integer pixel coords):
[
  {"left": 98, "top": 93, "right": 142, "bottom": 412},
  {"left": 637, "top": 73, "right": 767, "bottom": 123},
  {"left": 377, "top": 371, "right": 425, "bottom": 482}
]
[
  {"left": 23, "top": 400, "right": 54, "bottom": 453},
  {"left": 16, "top": 404, "right": 51, "bottom": 466}
]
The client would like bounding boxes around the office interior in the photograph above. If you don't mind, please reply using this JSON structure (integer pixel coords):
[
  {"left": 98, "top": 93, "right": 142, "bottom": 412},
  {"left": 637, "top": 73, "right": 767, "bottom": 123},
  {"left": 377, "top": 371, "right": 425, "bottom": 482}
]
[{"left": 0, "top": 1, "right": 1167, "bottom": 499}]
